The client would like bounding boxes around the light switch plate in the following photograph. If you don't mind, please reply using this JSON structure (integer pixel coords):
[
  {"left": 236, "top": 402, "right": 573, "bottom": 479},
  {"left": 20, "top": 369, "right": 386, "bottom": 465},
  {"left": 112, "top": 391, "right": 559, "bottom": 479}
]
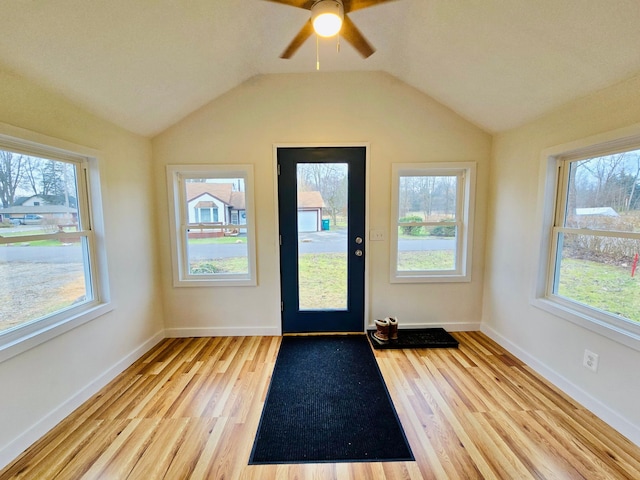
[{"left": 370, "top": 228, "right": 385, "bottom": 241}]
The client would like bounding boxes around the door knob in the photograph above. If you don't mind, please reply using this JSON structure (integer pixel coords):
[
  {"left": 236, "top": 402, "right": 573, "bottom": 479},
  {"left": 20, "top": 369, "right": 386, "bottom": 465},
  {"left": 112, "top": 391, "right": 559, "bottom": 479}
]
[
  {"left": 355, "top": 249, "right": 363, "bottom": 256},
  {"left": 355, "top": 236, "right": 363, "bottom": 244}
]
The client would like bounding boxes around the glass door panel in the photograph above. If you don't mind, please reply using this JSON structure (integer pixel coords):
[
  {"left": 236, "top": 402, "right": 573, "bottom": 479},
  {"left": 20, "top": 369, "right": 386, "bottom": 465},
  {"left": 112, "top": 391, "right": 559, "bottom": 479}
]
[{"left": 296, "top": 163, "right": 348, "bottom": 310}]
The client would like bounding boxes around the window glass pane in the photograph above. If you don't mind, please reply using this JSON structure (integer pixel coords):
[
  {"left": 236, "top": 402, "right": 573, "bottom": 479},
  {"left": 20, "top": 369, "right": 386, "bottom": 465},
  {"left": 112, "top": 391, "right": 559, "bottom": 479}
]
[
  {"left": 182, "top": 177, "right": 250, "bottom": 277},
  {"left": 564, "top": 150, "right": 640, "bottom": 232},
  {"left": 0, "top": 152, "right": 79, "bottom": 230},
  {"left": 553, "top": 232, "right": 640, "bottom": 323},
  {"left": 398, "top": 175, "right": 457, "bottom": 223},
  {"left": 186, "top": 230, "right": 249, "bottom": 275},
  {"left": 0, "top": 238, "right": 91, "bottom": 333},
  {"left": 183, "top": 177, "right": 245, "bottom": 226},
  {"left": 297, "top": 163, "right": 348, "bottom": 310},
  {"left": 169, "top": 165, "right": 256, "bottom": 285},
  {"left": 397, "top": 226, "right": 457, "bottom": 271},
  {"left": 0, "top": 148, "right": 91, "bottom": 333}
]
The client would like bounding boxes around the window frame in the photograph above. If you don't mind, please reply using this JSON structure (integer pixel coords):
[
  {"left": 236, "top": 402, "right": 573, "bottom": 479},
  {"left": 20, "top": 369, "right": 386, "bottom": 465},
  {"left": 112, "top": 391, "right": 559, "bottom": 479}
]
[
  {"left": 166, "top": 164, "right": 257, "bottom": 287},
  {"left": 533, "top": 127, "right": 640, "bottom": 351},
  {"left": 390, "top": 162, "right": 476, "bottom": 283},
  {"left": 0, "top": 125, "right": 111, "bottom": 363}
]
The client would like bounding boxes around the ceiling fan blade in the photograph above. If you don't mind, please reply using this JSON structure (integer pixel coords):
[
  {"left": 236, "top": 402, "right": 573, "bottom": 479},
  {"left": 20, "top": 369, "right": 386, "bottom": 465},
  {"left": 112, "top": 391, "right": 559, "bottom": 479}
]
[
  {"left": 262, "top": 0, "right": 315, "bottom": 10},
  {"left": 343, "top": 0, "right": 398, "bottom": 14},
  {"left": 340, "top": 15, "right": 375, "bottom": 58},
  {"left": 280, "top": 19, "right": 315, "bottom": 58}
]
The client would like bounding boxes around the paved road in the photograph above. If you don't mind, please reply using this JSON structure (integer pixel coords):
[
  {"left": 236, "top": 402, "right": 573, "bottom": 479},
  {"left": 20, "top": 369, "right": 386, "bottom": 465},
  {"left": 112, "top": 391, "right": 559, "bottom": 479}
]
[
  {"left": 0, "top": 230, "right": 454, "bottom": 262},
  {"left": 0, "top": 245, "right": 82, "bottom": 263}
]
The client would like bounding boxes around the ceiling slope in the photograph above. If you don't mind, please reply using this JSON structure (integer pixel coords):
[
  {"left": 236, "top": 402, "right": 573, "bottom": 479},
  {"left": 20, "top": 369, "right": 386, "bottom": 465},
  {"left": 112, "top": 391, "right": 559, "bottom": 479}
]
[{"left": 0, "top": 0, "right": 639, "bottom": 136}]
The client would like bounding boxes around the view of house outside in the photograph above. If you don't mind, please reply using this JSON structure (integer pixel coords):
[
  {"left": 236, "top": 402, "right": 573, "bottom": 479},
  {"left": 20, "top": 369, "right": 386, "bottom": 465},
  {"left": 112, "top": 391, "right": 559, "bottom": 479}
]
[
  {"left": 553, "top": 150, "right": 640, "bottom": 324},
  {"left": 0, "top": 149, "right": 89, "bottom": 333},
  {"left": 296, "top": 163, "right": 348, "bottom": 310},
  {"left": 396, "top": 174, "right": 458, "bottom": 272},
  {"left": 183, "top": 177, "right": 250, "bottom": 276},
  {"left": 4, "top": 146, "right": 638, "bottom": 330}
]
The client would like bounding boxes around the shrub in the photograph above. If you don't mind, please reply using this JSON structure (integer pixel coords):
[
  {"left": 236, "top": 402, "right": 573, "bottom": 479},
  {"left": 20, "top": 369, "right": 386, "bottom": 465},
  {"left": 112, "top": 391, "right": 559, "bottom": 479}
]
[
  {"left": 399, "top": 215, "right": 423, "bottom": 235},
  {"left": 431, "top": 221, "right": 456, "bottom": 237}
]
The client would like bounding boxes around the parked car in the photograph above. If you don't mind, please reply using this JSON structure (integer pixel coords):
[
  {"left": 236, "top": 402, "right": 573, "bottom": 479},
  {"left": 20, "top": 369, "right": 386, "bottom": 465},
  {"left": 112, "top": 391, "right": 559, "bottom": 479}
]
[{"left": 10, "top": 214, "right": 44, "bottom": 225}]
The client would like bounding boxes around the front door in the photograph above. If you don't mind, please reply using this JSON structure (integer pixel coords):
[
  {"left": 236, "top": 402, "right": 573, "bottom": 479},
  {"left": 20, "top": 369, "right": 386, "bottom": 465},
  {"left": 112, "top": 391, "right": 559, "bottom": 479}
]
[{"left": 278, "top": 147, "right": 366, "bottom": 333}]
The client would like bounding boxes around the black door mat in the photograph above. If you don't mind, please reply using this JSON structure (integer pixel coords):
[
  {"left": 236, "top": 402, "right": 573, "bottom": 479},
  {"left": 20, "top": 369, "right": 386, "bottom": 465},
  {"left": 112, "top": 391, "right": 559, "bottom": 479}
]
[
  {"left": 249, "top": 335, "right": 413, "bottom": 464},
  {"left": 367, "top": 328, "right": 459, "bottom": 349}
]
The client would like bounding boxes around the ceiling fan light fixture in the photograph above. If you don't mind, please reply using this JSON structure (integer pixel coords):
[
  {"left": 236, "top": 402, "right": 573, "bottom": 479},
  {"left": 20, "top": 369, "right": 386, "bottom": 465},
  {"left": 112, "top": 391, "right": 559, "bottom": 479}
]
[{"left": 311, "top": 0, "right": 344, "bottom": 37}]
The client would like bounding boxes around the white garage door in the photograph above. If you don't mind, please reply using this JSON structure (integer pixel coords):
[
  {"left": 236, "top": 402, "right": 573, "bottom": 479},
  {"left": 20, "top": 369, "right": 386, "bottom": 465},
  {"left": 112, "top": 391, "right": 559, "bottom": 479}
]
[{"left": 298, "top": 210, "right": 318, "bottom": 232}]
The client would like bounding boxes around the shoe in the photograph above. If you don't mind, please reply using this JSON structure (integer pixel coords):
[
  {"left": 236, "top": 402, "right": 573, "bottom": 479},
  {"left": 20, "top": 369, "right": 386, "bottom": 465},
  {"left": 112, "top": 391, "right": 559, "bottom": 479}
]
[
  {"left": 387, "top": 317, "right": 398, "bottom": 340},
  {"left": 373, "top": 318, "right": 390, "bottom": 342}
]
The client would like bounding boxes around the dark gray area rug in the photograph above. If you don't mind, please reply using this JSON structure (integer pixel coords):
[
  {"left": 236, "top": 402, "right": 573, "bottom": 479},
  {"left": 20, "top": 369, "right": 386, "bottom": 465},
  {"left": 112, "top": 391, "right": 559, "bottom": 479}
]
[
  {"left": 249, "top": 335, "right": 414, "bottom": 464},
  {"left": 367, "top": 327, "right": 459, "bottom": 349}
]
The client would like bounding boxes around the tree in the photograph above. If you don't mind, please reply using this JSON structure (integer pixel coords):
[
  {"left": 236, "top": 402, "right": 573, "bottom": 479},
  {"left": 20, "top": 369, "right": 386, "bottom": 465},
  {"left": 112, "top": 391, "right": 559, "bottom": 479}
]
[
  {"left": 297, "top": 163, "right": 348, "bottom": 226},
  {"left": 0, "top": 150, "right": 24, "bottom": 207},
  {"left": 19, "top": 156, "right": 75, "bottom": 205},
  {"left": 437, "top": 176, "right": 457, "bottom": 218}
]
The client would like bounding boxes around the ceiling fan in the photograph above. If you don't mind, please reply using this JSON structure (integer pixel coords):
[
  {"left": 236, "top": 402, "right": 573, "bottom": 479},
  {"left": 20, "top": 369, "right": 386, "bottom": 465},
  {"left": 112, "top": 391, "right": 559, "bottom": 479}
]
[{"left": 264, "top": 0, "right": 398, "bottom": 59}]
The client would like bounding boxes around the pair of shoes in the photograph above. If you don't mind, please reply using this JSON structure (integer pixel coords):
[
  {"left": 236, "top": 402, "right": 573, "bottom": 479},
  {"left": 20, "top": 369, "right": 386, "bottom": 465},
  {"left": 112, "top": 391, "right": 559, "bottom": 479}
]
[
  {"left": 373, "top": 316, "right": 399, "bottom": 342},
  {"left": 387, "top": 316, "right": 398, "bottom": 340},
  {"left": 374, "top": 318, "right": 390, "bottom": 341}
]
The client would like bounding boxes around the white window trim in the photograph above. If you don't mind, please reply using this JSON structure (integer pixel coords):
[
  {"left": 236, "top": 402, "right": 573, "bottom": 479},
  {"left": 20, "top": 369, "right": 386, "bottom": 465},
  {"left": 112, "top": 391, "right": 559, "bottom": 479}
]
[
  {"left": 531, "top": 124, "right": 640, "bottom": 352},
  {"left": 390, "top": 162, "right": 476, "bottom": 283},
  {"left": 166, "top": 164, "right": 257, "bottom": 287},
  {"left": 0, "top": 123, "right": 111, "bottom": 364}
]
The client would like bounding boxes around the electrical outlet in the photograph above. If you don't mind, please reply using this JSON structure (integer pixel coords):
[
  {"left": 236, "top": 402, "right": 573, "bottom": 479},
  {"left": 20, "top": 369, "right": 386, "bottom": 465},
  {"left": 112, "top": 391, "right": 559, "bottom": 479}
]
[{"left": 583, "top": 349, "right": 599, "bottom": 372}]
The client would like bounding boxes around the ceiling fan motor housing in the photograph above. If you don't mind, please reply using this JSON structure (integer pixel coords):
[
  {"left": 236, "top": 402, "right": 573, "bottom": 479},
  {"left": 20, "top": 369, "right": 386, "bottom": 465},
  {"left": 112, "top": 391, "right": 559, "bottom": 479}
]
[{"left": 311, "top": 0, "right": 344, "bottom": 37}]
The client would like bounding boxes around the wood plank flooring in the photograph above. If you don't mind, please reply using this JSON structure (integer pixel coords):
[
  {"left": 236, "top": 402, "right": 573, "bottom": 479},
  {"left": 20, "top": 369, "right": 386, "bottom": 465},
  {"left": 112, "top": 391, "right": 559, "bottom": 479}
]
[{"left": 2, "top": 332, "right": 639, "bottom": 479}]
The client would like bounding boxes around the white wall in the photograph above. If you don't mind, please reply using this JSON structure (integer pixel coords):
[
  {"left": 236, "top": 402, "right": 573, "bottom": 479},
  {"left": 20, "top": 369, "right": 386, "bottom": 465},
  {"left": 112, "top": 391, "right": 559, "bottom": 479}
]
[
  {"left": 0, "top": 70, "right": 164, "bottom": 467},
  {"left": 483, "top": 73, "right": 640, "bottom": 445},
  {"left": 152, "top": 71, "right": 491, "bottom": 336}
]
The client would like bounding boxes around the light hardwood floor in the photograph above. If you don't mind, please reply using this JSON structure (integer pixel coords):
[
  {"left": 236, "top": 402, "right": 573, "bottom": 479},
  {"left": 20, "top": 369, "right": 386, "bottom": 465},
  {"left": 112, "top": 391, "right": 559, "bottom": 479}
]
[{"left": 2, "top": 332, "right": 639, "bottom": 479}]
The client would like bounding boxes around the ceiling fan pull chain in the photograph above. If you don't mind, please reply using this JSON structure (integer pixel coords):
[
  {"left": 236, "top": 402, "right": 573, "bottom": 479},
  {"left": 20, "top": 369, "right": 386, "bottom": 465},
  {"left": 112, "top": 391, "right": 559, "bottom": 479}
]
[{"left": 316, "top": 34, "right": 320, "bottom": 70}]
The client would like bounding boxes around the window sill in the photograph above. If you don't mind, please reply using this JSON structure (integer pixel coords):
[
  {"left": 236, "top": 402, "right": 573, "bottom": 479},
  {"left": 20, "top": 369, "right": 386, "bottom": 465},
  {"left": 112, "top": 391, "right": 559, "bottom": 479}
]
[
  {"left": 173, "top": 278, "right": 257, "bottom": 288},
  {"left": 0, "top": 302, "right": 113, "bottom": 364},
  {"left": 391, "top": 273, "right": 471, "bottom": 284},
  {"left": 531, "top": 297, "right": 640, "bottom": 352}
]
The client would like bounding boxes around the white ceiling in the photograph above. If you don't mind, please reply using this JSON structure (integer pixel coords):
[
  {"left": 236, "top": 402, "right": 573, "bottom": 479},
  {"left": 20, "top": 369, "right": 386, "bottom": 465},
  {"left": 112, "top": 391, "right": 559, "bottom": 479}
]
[{"left": 1, "top": 0, "right": 640, "bottom": 137}]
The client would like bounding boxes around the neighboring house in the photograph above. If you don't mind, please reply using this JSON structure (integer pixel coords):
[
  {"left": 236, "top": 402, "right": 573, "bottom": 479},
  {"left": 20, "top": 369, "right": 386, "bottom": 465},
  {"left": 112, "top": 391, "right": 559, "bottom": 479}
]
[
  {"left": 185, "top": 183, "right": 245, "bottom": 226},
  {"left": 185, "top": 183, "right": 325, "bottom": 233},
  {"left": 575, "top": 207, "right": 619, "bottom": 217},
  {"left": 573, "top": 206, "right": 626, "bottom": 230},
  {"left": 0, "top": 195, "right": 78, "bottom": 225},
  {"left": 297, "top": 191, "right": 325, "bottom": 232}
]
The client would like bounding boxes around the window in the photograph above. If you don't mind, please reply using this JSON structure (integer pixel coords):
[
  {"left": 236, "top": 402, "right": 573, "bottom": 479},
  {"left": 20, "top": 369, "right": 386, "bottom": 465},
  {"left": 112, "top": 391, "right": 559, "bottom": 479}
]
[
  {"left": 537, "top": 139, "right": 640, "bottom": 343},
  {"left": 0, "top": 130, "right": 109, "bottom": 361},
  {"left": 166, "top": 165, "right": 257, "bottom": 286},
  {"left": 390, "top": 162, "right": 476, "bottom": 282}
]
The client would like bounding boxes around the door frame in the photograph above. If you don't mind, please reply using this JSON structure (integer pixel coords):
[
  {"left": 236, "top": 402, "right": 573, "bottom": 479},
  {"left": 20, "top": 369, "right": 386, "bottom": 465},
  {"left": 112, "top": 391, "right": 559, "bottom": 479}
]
[{"left": 272, "top": 143, "right": 370, "bottom": 335}]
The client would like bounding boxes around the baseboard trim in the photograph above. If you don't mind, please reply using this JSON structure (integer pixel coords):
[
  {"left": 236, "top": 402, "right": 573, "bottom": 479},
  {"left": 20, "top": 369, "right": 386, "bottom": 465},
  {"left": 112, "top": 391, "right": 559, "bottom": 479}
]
[
  {"left": 0, "top": 329, "right": 165, "bottom": 471},
  {"left": 480, "top": 323, "right": 640, "bottom": 447},
  {"left": 165, "top": 326, "right": 282, "bottom": 338}
]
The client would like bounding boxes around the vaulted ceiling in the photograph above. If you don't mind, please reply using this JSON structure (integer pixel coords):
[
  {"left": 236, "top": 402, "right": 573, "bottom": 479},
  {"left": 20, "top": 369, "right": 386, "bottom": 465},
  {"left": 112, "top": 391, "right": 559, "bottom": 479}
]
[{"left": 1, "top": 0, "right": 639, "bottom": 137}]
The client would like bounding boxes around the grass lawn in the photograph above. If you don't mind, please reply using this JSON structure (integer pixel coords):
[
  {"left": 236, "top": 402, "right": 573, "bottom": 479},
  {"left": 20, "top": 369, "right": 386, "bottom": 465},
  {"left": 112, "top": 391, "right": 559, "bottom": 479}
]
[
  {"left": 558, "top": 258, "right": 640, "bottom": 323},
  {"left": 6, "top": 234, "right": 636, "bottom": 325},
  {"left": 190, "top": 256, "right": 249, "bottom": 274},
  {"left": 397, "top": 250, "right": 455, "bottom": 271},
  {"left": 299, "top": 253, "right": 348, "bottom": 310}
]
